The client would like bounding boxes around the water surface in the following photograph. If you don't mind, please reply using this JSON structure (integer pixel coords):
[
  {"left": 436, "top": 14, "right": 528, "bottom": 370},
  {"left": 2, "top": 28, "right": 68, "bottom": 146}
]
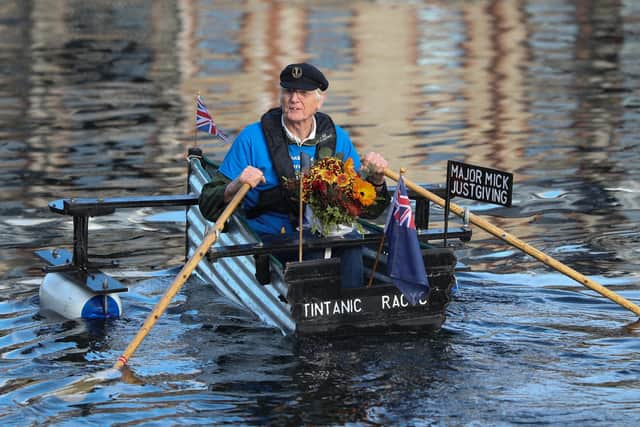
[{"left": 1, "top": 0, "right": 640, "bottom": 425}]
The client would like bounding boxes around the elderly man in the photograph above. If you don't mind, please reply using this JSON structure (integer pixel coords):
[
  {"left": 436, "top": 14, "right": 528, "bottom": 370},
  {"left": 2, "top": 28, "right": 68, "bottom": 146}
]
[{"left": 199, "top": 62, "right": 390, "bottom": 287}]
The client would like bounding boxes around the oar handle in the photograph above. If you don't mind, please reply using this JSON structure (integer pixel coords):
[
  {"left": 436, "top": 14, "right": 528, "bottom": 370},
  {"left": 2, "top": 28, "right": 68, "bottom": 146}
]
[
  {"left": 384, "top": 168, "right": 640, "bottom": 317},
  {"left": 114, "top": 183, "right": 251, "bottom": 369}
]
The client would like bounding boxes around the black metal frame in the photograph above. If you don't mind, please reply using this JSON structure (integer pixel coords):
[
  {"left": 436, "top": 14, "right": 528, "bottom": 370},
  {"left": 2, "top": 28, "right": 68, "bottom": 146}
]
[
  {"left": 38, "top": 173, "right": 470, "bottom": 295},
  {"left": 44, "top": 181, "right": 463, "bottom": 268},
  {"left": 46, "top": 194, "right": 199, "bottom": 271},
  {"left": 206, "top": 227, "right": 471, "bottom": 261},
  {"left": 36, "top": 194, "right": 200, "bottom": 295}
]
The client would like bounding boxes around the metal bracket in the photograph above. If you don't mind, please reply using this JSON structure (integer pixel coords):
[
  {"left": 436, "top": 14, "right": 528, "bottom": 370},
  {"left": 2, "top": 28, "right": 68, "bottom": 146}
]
[{"left": 35, "top": 248, "right": 128, "bottom": 294}]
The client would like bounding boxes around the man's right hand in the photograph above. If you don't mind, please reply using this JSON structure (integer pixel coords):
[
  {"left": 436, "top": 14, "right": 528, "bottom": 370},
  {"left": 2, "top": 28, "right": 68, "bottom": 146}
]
[
  {"left": 238, "top": 166, "right": 266, "bottom": 188},
  {"left": 224, "top": 166, "right": 265, "bottom": 202}
]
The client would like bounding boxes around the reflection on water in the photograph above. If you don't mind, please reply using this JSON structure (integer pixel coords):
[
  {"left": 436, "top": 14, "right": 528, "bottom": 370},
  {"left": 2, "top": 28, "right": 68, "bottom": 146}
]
[{"left": 1, "top": 0, "right": 640, "bottom": 424}]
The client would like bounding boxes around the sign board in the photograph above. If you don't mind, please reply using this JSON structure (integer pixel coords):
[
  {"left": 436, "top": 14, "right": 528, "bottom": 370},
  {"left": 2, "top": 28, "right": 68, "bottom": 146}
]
[
  {"left": 446, "top": 160, "right": 513, "bottom": 207},
  {"left": 442, "top": 160, "right": 514, "bottom": 247}
]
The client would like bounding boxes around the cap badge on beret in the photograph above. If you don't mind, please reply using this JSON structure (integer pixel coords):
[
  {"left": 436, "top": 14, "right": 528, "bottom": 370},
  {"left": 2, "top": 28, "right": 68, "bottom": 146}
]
[{"left": 292, "top": 66, "right": 302, "bottom": 79}]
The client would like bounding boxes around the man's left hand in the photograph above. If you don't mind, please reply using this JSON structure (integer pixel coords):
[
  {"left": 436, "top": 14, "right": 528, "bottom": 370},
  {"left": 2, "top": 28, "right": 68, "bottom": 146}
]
[{"left": 361, "top": 152, "right": 388, "bottom": 185}]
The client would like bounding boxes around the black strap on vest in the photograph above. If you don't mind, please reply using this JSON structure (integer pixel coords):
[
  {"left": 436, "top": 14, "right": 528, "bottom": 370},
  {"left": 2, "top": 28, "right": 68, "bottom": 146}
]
[{"left": 244, "top": 108, "right": 337, "bottom": 221}]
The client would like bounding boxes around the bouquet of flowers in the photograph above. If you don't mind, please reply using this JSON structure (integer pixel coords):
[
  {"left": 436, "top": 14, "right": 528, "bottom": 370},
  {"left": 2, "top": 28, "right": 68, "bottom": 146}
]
[{"left": 298, "top": 156, "right": 377, "bottom": 235}]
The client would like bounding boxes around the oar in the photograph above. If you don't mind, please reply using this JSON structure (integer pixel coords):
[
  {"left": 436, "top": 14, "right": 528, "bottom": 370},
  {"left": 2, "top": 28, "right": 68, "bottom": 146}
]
[
  {"left": 49, "top": 183, "right": 251, "bottom": 399},
  {"left": 114, "top": 182, "right": 251, "bottom": 369},
  {"left": 384, "top": 168, "right": 640, "bottom": 317}
]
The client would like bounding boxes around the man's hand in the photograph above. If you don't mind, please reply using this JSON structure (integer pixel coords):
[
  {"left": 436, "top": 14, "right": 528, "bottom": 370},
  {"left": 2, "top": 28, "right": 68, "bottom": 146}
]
[
  {"left": 361, "top": 152, "right": 388, "bottom": 185},
  {"left": 224, "top": 166, "right": 265, "bottom": 202},
  {"left": 238, "top": 166, "right": 266, "bottom": 188}
]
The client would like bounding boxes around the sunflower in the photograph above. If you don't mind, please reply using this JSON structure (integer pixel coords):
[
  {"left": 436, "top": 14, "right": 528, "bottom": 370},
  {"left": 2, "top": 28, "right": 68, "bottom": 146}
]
[
  {"left": 336, "top": 172, "right": 351, "bottom": 189},
  {"left": 352, "top": 177, "right": 376, "bottom": 207},
  {"left": 320, "top": 168, "right": 337, "bottom": 184}
]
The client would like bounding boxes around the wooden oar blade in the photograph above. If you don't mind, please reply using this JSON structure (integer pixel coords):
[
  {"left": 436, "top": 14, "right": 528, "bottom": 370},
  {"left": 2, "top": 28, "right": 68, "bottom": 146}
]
[{"left": 43, "top": 367, "right": 122, "bottom": 402}]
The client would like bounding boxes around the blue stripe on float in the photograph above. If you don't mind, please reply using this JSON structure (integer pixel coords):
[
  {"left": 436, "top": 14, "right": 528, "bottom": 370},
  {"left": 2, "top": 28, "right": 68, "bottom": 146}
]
[{"left": 81, "top": 295, "right": 121, "bottom": 319}]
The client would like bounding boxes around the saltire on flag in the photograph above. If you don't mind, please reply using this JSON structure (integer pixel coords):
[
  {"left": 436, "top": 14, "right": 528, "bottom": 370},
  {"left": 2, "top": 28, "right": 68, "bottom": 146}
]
[
  {"left": 196, "top": 95, "right": 227, "bottom": 141},
  {"left": 384, "top": 176, "right": 429, "bottom": 305}
]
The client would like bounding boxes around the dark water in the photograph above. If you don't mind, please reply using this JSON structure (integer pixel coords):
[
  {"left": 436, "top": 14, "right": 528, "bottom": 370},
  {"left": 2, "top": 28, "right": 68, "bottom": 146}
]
[{"left": 2, "top": 0, "right": 640, "bottom": 425}]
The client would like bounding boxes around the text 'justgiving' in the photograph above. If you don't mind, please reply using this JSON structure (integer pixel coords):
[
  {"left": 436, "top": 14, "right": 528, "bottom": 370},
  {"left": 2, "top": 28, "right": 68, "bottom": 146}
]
[{"left": 447, "top": 160, "right": 513, "bottom": 207}]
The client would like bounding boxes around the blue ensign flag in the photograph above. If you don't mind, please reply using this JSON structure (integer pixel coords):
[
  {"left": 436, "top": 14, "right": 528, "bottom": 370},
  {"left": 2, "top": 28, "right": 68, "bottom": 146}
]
[{"left": 384, "top": 176, "right": 429, "bottom": 305}]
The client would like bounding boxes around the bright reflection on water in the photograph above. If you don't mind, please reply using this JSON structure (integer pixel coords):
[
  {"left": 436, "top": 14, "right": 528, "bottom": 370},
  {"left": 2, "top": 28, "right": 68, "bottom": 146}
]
[{"left": 1, "top": 0, "right": 640, "bottom": 425}]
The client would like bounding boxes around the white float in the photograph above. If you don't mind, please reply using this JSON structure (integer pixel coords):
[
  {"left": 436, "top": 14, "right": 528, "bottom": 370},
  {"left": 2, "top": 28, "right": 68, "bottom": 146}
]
[{"left": 40, "top": 272, "right": 122, "bottom": 319}]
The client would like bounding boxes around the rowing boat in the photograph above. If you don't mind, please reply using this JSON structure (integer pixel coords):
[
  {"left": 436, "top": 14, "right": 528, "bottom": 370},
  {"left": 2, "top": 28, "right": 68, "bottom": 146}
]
[
  {"left": 36, "top": 148, "right": 472, "bottom": 335},
  {"left": 186, "top": 150, "right": 471, "bottom": 335}
]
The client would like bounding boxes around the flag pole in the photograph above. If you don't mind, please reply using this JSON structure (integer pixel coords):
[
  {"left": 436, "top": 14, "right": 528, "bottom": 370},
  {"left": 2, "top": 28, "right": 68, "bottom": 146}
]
[
  {"left": 367, "top": 168, "right": 405, "bottom": 287},
  {"left": 298, "top": 170, "right": 304, "bottom": 262},
  {"left": 367, "top": 235, "right": 384, "bottom": 288},
  {"left": 193, "top": 93, "right": 199, "bottom": 147}
]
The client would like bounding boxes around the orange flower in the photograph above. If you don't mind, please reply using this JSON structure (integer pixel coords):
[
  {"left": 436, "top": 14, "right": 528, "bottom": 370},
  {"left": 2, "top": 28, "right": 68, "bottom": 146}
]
[
  {"left": 336, "top": 173, "right": 351, "bottom": 188},
  {"left": 320, "top": 168, "right": 336, "bottom": 184},
  {"left": 344, "top": 157, "right": 356, "bottom": 178},
  {"left": 352, "top": 177, "right": 376, "bottom": 207}
]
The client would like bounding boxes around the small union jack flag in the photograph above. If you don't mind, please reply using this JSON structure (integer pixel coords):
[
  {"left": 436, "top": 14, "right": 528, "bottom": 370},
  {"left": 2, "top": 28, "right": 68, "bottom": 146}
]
[
  {"left": 392, "top": 190, "right": 416, "bottom": 229},
  {"left": 196, "top": 95, "right": 227, "bottom": 141},
  {"left": 384, "top": 176, "right": 429, "bottom": 305}
]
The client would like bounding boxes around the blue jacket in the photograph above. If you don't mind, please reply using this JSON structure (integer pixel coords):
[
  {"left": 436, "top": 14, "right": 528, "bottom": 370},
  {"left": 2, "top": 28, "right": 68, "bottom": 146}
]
[{"left": 219, "top": 119, "right": 360, "bottom": 235}]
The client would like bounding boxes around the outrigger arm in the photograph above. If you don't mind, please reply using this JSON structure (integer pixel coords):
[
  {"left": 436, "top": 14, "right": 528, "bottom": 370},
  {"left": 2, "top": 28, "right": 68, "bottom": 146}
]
[{"left": 35, "top": 194, "right": 200, "bottom": 318}]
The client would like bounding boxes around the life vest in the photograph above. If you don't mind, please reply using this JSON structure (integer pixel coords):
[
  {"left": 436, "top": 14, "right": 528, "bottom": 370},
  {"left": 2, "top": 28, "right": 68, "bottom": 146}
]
[{"left": 244, "top": 107, "right": 337, "bottom": 220}]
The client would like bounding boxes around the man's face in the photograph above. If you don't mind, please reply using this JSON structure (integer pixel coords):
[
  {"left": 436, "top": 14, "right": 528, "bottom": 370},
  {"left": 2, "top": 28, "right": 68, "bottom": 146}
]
[{"left": 281, "top": 88, "right": 324, "bottom": 124}]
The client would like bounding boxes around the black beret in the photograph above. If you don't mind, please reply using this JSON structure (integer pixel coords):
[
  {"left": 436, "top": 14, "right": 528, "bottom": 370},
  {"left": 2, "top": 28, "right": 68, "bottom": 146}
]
[{"left": 280, "top": 63, "right": 329, "bottom": 91}]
